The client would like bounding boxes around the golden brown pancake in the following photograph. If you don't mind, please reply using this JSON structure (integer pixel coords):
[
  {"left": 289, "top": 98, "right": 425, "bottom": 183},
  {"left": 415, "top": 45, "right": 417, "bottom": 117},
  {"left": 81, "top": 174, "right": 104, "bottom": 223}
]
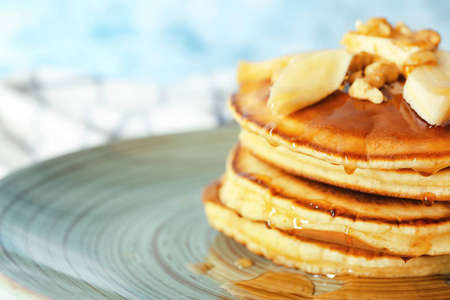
[
  {"left": 239, "top": 129, "right": 450, "bottom": 201},
  {"left": 230, "top": 82, "right": 450, "bottom": 172},
  {"left": 203, "top": 181, "right": 450, "bottom": 277},
  {"left": 229, "top": 81, "right": 450, "bottom": 200},
  {"left": 219, "top": 144, "right": 450, "bottom": 257}
]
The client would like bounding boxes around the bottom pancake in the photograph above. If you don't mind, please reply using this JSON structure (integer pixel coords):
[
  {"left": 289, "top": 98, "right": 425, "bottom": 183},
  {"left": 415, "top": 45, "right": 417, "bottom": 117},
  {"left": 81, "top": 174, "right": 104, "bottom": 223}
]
[{"left": 203, "top": 181, "right": 450, "bottom": 278}]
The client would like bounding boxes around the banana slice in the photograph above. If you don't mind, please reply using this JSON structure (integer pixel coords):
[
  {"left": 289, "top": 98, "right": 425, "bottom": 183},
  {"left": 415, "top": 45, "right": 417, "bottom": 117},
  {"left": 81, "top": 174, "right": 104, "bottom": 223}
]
[
  {"left": 237, "top": 52, "right": 316, "bottom": 84},
  {"left": 403, "top": 50, "right": 450, "bottom": 126},
  {"left": 267, "top": 49, "right": 353, "bottom": 115},
  {"left": 238, "top": 54, "right": 299, "bottom": 83}
]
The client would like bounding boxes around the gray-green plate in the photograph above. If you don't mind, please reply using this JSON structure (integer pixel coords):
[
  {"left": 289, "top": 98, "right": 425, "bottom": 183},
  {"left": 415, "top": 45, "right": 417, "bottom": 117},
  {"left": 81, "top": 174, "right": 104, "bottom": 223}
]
[{"left": 0, "top": 126, "right": 245, "bottom": 299}]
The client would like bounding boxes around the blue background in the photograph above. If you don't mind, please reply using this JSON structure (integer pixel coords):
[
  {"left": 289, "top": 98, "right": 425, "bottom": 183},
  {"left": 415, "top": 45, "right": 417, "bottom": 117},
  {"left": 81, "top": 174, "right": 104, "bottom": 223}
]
[{"left": 1, "top": 0, "right": 449, "bottom": 84}]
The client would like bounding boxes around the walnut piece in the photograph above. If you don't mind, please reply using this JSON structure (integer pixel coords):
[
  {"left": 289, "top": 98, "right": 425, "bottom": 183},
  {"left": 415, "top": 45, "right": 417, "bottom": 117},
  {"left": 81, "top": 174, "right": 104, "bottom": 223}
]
[
  {"left": 347, "top": 61, "right": 399, "bottom": 103},
  {"left": 349, "top": 78, "right": 384, "bottom": 104},
  {"left": 347, "top": 69, "right": 363, "bottom": 84},
  {"left": 355, "top": 18, "right": 393, "bottom": 37},
  {"left": 349, "top": 52, "right": 374, "bottom": 72},
  {"left": 394, "top": 22, "right": 412, "bottom": 36},
  {"left": 364, "top": 61, "right": 399, "bottom": 86}
]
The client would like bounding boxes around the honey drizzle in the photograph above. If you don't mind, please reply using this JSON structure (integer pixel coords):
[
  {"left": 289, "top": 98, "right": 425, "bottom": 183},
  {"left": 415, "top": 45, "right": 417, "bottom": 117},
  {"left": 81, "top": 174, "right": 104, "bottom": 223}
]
[
  {"left": 263, "top": 184, "right": 283, "bottom": 231},
  {"left": 185, "top": 262, "right": 213, "bottom": 275},
  {"left": 319, "top": 275, "right": 450, "bottom": 300},
  {"left": 344, "top": 226, "right": 353, "bottom": 246},
  {"left": 421, "top": 192, "right": 436, "bottom": 207},
  {"left": 234, "top": 258, "right": 254, "bottom": 269},
  {"left": 329, "top": 206, "right": 346, "bottom": 218},
  {"left": 222, "top": 272, "right": 450, "bottom": 300},
  {"left": 264, "top": 121, "right": 281, "bottom": 147},
  {"left": 415, "top": 169, "right": 438, "bottom": 177},
  {"left": 238, "top": 172, "right": 272, "bottom": 185},
  {"left": 343, "top": 166, "right": 356, "bottom": 175},
  {"left": 221, "top": 272, "right": 315, "bottom": 300}
]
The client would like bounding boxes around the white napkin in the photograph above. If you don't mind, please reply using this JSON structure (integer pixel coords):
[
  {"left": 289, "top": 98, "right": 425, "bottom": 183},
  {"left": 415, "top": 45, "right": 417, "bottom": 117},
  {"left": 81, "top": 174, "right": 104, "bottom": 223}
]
[{"left": 0, "top": 69, "right": 236, "bottom": 177}]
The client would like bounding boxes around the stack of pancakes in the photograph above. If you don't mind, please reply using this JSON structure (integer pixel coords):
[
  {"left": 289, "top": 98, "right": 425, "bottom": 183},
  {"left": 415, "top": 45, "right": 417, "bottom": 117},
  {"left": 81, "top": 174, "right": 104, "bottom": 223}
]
[{"left": 203, "top": 77, "right": 450, "bottom": 277}]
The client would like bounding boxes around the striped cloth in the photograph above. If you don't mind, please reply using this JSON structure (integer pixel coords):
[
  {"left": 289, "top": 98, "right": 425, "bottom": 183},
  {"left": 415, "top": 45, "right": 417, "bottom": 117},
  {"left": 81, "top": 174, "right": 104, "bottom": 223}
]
[{"left": 0, "top": 69, "right": 236, "bottom": 177}]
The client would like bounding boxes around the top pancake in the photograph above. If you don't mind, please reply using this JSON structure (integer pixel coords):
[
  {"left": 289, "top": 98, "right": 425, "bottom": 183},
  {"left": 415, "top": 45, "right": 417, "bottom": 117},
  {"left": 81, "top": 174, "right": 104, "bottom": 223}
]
[{"left": 230, "top": 81, "right": 450, "bottom": 172}]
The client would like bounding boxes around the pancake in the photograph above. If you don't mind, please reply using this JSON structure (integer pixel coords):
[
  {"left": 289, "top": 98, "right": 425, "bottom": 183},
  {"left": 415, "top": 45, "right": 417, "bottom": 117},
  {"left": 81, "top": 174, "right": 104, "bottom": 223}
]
[
  {"left": 203, "top": 18, "right": 450, "bottom": 279},
  {"left": 219, "top": 144, "right": 450, "bottom": 257},
  {"left": 230, "top": 81, "right": 450, "bottom": 200},
  {"left": 230, "top": 81, "right": 450, "bottom": 173},
  {"left": 203, "top": 181, "right": 450, "bottom": 277},
  {"left": 239, "top": 129, "right": 450, "bottom": 201}
]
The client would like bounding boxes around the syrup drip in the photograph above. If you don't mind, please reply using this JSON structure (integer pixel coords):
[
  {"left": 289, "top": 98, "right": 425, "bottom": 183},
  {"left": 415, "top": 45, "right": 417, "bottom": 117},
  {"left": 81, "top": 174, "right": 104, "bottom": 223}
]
[
  {"left": 308, "top": 202, "right": 320, "bottom": 210},
  {"left": 221, "top": 272, "right": 314, "bottom": 300},
  {"left": 234, "top": 258, "right": 254, "bottom": 269},
  {"left": 343, "top": 166, "right": 356, "bottom": 175},
  {"left": 318, "top": 275, "right": 450, "bottom": 300},
  {"left": 266, "top": 206, "right": 277, "bottom": 230},
  {"left": 263, "top": 121, "right": 282, "bottom": 147},
  {"left": 301, "top": 199, "right": 331, "bottom": 212},
  {"left": 265, "top": 186, "right": 284, "bottom": 203},
  {"left": 286, "top": 229, "right": 296, "bottom": 236},
  {"left": 239, "top": 173, "right": 272, "bottom": 185},
  {"left": 265, "top": 137, "right": 281, "bottom": 147},
  {"left": 421, "top": 192, "right": 436, "bottom": 207},
  {"left": 264, "top": 191, "right": 280, "bottom": 232},
  {"left": 270, "top": 185, "right": 283, "bottom": 196},
  {"left": 344, "top": 227, "right": 353, "bottom": 246},
  {"left": 344, "top": 235, "right": 353, "bottom": 246},
  {"left": 400, "top": 257, "right": 413, "bottom": 263},
  {"left": 415, "top": 170, "right": 437, "bottom": 177},
  {"left": 264, "top": 122, "right": 278, "bottom": 136},
  {"left": 222, "top": 271, "right": 450, "bottom": 300},
  {"left": 329, "top": 206, "right": 346, "bottom": 218},
  {"left": 293, "top": 217, "right": 308, "bottom": 229},
  {"left": 186, "top": 262, "right": 213, "bottom": 275}
]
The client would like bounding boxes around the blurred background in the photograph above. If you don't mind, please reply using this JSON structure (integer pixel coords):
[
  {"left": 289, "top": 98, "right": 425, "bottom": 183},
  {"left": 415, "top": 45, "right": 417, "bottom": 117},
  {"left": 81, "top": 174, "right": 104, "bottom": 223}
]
[
  {"left": 2, "top": 0, "right": 449, "bottom": 83},
  {"left": 0, "top": 0, "right": 449, "bottom": 176}
]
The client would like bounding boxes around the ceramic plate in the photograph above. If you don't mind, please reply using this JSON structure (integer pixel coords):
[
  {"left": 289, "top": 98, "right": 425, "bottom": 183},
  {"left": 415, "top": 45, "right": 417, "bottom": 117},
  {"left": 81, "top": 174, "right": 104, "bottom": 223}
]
[{"left": 0, "top": 125, "right": 449, "bottom": 300}]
